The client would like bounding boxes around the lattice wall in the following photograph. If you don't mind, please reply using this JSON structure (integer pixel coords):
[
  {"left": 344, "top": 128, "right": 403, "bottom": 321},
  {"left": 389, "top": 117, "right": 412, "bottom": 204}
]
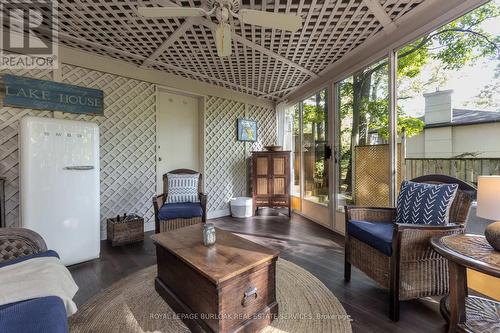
[
  {"left": 204, "top": 97, "right": 276, "bottom": 216},
  {"left": 1, "top": 67, "right": 276, "bottom": 232},
  {"left": 0, "top": 68, "right": 54, "bottom": 229},
  {"left": 248, "top": 104, "right": 276, "bottom": 154},
  {"left": 0, "top": 65, "right": 156, "bottom": 238}
]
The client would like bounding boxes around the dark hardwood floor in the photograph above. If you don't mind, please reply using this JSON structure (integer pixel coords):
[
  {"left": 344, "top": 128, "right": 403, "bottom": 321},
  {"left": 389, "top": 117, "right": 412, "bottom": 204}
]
[{"left": 69, "top": 209, "right": 447, "bottom": 333}]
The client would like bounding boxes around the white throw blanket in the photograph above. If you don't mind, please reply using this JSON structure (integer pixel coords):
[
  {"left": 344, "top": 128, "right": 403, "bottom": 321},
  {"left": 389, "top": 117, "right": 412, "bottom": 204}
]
[{"left": 0, "top": 256, "right": 78, "bottom": 316}]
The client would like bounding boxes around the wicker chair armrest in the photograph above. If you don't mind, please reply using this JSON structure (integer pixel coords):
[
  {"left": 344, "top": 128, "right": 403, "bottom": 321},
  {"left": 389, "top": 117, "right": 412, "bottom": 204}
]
[
  {"left": 345, "top": 206, "right": 397, "bottom": 223},
  {"left": 152, "top": 194, "right": 166, "bottom": 233},
  {"left": 395, "top": 223, "right": 464, "bottom": 261},
  {"left": 0, "top": 228, "right": 48, "bottom": 262},
  {"left": 153, "top": 194, "right": 166, "bottom": 210},
  {"left": 199, "top": 193, "right": 207, "bottom": 205},
  {"left": 395, "top": 223, "right": 463, "bottom": 231}
]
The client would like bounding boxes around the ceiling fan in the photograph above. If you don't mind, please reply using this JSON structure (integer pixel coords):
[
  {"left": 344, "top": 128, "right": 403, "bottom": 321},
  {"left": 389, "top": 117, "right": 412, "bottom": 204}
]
[{"left": 137, "top": 0, "right": 303, "bottom": 57}]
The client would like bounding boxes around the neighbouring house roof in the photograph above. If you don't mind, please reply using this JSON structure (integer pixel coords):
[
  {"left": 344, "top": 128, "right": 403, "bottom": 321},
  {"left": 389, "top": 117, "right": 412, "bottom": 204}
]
[{"left": 424, "top": 108, "right": 500, "bottom": 128}]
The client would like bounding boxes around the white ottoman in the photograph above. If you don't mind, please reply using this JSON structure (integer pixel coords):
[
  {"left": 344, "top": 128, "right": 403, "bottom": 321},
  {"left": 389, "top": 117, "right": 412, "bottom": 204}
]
[{"left": 230, "top": 197, "right": 253, "bottom": 218}]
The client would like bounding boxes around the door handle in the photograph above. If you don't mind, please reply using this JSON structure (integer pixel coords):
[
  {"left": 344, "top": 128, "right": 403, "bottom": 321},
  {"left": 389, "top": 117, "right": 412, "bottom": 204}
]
[
  {"left": 325, "top": 145, "right": 332, "bottom": 160},
  {"left": 63, "top": 166, "right": 95, "bottom": 170}
]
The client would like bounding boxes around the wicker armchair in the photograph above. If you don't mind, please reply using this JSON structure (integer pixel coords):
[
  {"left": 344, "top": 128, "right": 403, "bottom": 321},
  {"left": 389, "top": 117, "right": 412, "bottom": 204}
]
[
  {"left": 344, "top": 175, "right": 476, "bottom": 321},
  {"left": 153, "top": 169, "right": 207, "bottom": 233},
  {"left": 0, "top": 228, "right": 47, "bottom": 263}
]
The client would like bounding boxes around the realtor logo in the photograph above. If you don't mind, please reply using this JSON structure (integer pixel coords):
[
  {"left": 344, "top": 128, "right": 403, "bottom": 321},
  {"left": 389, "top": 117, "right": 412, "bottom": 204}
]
[{"left": 0, "top": 0, "right": 58, "bottom": 69}]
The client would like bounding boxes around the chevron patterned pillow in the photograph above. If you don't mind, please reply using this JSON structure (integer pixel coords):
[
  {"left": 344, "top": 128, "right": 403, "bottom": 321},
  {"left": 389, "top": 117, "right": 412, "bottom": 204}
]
[
  {"left": 396, "top": 181, "right": 458, "bottom": 225},
  {"left": 166, "top": 173, "right": 200, "bottom": 204}
]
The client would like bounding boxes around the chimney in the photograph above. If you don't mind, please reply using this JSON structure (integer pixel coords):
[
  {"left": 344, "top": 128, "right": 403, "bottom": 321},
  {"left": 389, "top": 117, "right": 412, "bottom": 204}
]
[{"left": 423, "top": 90, "right": 453, "bottom": 124}]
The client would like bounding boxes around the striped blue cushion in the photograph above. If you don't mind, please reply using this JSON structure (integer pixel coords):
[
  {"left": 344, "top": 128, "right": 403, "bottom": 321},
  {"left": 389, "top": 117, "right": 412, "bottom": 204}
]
[
  {"left": 396, "top": 181, "right": 458, "bottom": 225},
  {"left": 166, "top": 173, "right": 200, "bottom": 203}
]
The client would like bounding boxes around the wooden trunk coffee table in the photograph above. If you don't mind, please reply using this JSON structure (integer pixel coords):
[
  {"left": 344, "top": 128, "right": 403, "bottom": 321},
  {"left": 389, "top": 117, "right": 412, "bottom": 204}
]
[{"left": 151, "top": 224, "right": 279, "bottom": 333}]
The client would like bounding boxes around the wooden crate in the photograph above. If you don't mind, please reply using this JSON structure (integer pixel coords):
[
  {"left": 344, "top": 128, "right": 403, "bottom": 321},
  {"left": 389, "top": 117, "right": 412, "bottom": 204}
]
[{"left": 107, "top": 215, "right": 144, "bottom": 246}]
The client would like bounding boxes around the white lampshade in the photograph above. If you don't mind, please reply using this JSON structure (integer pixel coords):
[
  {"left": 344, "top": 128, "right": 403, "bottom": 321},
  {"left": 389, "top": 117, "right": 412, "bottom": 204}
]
[{"left": 477, "top": 176, "right": 500, "bottom": 221}]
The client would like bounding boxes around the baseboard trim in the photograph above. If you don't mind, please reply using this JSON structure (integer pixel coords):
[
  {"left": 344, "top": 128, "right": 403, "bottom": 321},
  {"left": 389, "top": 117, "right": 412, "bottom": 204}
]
[
  {"left": 207, "top": 208, "right": 230, "bottom": 219},
  {"left": 293, "top": 210, "right": 331, "bottom": 229},
  {"left": 144, "top": 221, "right": 155, "bottom": 232}
]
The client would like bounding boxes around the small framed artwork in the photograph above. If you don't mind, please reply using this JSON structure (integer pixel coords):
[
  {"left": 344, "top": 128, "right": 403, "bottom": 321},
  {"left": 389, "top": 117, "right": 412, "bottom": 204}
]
[{"left": 237, "top": 118, "right": 258, "bottom": 142}]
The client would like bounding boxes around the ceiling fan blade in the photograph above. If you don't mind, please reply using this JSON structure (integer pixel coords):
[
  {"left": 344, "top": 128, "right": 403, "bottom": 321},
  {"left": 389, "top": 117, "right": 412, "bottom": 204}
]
[
  {"left": 137, "top": 7, "right": 206, "bottom": 18},
  {"left": 239, "top": 9, "right": 302, "bottom": 32},
  {"left": 215, "top": 23, "right": 232, "bottom": 57}
]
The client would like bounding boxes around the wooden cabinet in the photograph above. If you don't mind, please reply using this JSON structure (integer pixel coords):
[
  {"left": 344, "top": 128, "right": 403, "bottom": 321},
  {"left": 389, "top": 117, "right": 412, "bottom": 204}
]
[{"left": 252, "top": 151, "right": 291, "bottom": 216}]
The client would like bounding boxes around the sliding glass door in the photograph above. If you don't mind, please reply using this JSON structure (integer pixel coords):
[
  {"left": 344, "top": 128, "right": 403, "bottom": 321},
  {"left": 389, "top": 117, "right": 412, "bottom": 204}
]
[
  {"left": 287, "top": 88, "right": 331, "bottom": 226},
  {"left": 336, "top": 58, "right": 390, "bottom": 211},
  {"left": 302, "top": 90, "right": 329, "bottom": 204},
  {"left": 287, "top": 58, "right": 392, "bottom": 231},
  {"left": 331, "top": 58, "right": 391, "bottom": 232}
]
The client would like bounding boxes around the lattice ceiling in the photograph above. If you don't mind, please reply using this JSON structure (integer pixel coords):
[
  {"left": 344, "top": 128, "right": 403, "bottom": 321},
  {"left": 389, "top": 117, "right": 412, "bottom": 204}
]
[{"left": 21, "top": 0, "right": 425, "bottom": 101}]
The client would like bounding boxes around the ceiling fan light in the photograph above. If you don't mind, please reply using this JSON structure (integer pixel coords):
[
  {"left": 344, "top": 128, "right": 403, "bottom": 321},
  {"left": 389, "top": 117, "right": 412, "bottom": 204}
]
[{"left": 215, "top": 22, "right": 232, "bottom": 57}]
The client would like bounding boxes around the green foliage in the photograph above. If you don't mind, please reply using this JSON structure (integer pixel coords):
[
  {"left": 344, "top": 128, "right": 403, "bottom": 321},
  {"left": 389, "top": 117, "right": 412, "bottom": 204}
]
[
  {"left": 303, "top": 102, "right": 325, "bottom": 124},
  {"left": 397, "top": 116, "right": 425, "bottom": 137},
  {"left": 314, "top": 160, "right": 325, "bottom": 184},
  {"left": 397, "top": 2, "right": 499, "bottom": 74},
  {"left": 432, "top": 2, "right": 499, "bottom": 70},
  {"left": 397, "top": 42, "right": 429, "bottom": 78}
]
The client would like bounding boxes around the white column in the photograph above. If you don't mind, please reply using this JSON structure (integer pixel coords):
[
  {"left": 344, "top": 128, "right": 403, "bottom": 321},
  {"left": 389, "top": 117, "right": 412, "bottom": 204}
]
[
  {"left": 389, "top": 51, "right": 398, "bottom": 207},
  {"left": 275, "top": 102, "right": 287, "bottom": 147}
]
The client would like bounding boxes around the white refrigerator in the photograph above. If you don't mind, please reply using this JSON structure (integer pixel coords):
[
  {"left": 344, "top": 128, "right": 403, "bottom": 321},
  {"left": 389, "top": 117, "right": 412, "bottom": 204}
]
[{"left": 20, "top": 116, "right": 100, "bottom": 266}]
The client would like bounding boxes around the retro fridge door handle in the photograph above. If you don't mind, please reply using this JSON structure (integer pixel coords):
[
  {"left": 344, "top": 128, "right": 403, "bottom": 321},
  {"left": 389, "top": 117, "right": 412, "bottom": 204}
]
[{"left": 63, "top": 165, "right": 95, "bottom": 170}]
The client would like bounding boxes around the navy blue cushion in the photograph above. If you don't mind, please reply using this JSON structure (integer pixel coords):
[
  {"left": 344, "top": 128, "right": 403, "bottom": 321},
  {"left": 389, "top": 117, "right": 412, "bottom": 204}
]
[
  {"left": 0, "top": 250, "right": 59, "bottom": 269},
  {"left": 396, "top": 181, "right": 458, "bottom": 225},
  {"left": 348, "top": 220, "right": 394, "bottom": 256},
  {"left": 158, "top": 202, "right": 203, "bottom": 220},
  {"left": 0, "top": 296, "right": 68, "bottom": 333}
]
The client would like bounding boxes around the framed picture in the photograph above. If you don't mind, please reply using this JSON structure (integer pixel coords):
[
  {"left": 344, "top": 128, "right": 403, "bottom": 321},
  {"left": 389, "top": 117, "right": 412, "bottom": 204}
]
[{"left": 237, "top": 118, "right": 258, "bottom": 142}]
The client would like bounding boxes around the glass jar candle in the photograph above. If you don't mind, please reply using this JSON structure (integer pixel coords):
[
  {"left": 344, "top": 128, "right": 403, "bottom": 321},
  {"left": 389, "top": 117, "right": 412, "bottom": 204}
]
[{"left": 203, "top": 223, "right": 216, "bottom": 246}]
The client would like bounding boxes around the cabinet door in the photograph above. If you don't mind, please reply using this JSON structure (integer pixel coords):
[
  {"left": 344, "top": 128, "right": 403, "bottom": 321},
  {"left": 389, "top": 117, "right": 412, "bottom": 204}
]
[
  {"left": 271, "top": 155, "right": 288, "bottom": 196},
  {"left": 254, "top": 155, "right": 269, "bottom": 196}
]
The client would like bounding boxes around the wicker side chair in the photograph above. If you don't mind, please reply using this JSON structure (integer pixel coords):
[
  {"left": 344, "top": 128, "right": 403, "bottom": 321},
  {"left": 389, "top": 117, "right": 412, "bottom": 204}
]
[
  {"left": 0, "top": 228, "right": 47, "bottom": 263},
  {"left": 153, "top": 169, "right": 207, "bottom": 233},
  {"left": 344, "top": 174, "right": 476, "bottom": 321}
]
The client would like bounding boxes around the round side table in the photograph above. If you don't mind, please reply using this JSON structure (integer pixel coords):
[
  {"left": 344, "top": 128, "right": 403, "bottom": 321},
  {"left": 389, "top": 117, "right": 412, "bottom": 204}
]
[{"left": 431, "top": 234, "right": 500, "bottom": 333}]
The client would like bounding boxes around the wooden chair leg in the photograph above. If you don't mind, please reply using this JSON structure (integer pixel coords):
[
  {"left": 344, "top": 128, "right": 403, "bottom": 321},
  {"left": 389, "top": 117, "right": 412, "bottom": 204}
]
[
  {"left": 344, "top": 258, "right": 351, "bottom": 282},
  {"left": 390, "top": 233, "right": 400, "bottom": 321},
  {"left": 389, "top": 285, "right": 400, "bottom": 321}
]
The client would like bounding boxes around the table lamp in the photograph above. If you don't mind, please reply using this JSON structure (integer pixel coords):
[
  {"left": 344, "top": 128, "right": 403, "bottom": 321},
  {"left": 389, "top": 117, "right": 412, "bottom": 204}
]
[{"left": 477, "top": 176, "right": 500, "bottom": 251}]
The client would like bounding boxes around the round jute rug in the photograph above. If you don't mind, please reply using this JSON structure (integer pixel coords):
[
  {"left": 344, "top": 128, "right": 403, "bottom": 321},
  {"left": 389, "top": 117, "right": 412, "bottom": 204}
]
[{"left": 70, "top": 259, "right": 352, "bottom": 333}]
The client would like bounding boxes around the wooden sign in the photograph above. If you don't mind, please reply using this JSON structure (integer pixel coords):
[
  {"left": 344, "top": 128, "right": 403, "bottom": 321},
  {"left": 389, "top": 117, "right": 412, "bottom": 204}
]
[{"left": 2, "top": 74, "right": 104, "bottom": 115}]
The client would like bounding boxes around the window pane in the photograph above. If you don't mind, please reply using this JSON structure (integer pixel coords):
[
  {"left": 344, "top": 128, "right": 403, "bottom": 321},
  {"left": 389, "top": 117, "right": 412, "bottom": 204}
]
[
  {"left": 398, "top": 1, "right": 500, "bottom": 184},
  {"left": 396, "top": 1, "right": 500, "bottom": 236},
  {"left": 302, "top": 89, "right": 329, "bottom": 204},
  {"left": 337, "top": 58, "right": 390, "bottom": 210},
  {"left": 285, "top": 104, "right": 301, "bottom": 196}
]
